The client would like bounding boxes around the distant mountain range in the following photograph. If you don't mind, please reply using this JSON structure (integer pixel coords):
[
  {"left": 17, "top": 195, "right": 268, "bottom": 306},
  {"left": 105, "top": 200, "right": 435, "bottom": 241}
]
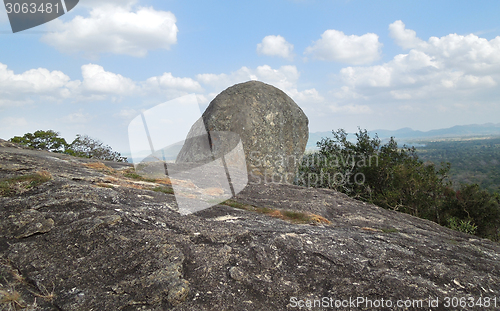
[{"left": 307, "top": 123, "right": 500, "bottom": 149}]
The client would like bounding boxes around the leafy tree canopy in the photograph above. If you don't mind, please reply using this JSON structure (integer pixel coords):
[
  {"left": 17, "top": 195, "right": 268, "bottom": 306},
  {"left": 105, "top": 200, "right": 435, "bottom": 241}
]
[
  {"left": 66, "top": 134, "right": 127, "bottom": 162},
  {"left": 9, "top": 130, "right": 67, "bottom": 153}
]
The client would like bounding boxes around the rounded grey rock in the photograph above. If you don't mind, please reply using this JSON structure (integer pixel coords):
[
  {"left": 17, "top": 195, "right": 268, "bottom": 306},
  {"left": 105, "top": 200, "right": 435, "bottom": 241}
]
[{"left": 177, "top": 81, "right": 309, "bottom": 184}]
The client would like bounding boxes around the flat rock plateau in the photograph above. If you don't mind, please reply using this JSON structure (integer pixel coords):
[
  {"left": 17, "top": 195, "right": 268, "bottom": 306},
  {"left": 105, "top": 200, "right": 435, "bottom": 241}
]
[{"left": 0, "top": 138, "right": 499, "bottom": 310}]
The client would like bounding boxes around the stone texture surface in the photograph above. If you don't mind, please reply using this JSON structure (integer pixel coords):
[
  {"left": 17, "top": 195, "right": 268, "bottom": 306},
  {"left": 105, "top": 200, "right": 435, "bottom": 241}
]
[
  {"left": 1, "top": 140, "right": 500, "bottom": 310},
  {"left": 177, "top": 81, "right": 309, "bottom": 184}
]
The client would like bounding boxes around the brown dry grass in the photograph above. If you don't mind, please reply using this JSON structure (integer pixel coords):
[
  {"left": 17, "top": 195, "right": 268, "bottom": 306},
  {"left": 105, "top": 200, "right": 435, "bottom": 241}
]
[
  {"left": 201, "top": 187, "right": 225, "bottom": 196},
  {"left": 0, "top": 288, "right": 25, "bottom": 309},
  {"left": 0, "top": 258, "right": 40, "bottom": 310},
  {"left": 83, "top": 162, "right": 116, "bottom": 174},
  {"left": 221, "top": 199, "right": 331, "bottom": 225},
  {"left": 153, "top": 178, "right": 171, "bottom": 185},
  {"left": 0, "top": 171, "right": 52, "bottom": 197}
]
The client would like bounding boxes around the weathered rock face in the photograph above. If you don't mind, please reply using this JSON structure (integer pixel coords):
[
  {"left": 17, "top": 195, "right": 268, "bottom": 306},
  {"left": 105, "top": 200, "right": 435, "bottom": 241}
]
[
  {"left": 176, "top": 81, "right": 309, "bottom": 184},
  {"left": 1, "top": 140, "right": 500, "bottom": 310}
]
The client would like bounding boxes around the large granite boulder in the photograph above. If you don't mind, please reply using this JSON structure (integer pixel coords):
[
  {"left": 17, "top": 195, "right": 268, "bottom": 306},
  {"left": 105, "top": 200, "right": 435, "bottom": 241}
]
[{"left": 176, "top": 81, "right": 309, "bottom": 184}]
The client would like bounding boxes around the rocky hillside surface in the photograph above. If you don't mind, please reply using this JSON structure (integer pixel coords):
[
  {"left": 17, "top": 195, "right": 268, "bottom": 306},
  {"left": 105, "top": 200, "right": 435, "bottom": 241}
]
[{"left": 1, "top": 139, "right": 499, "bottom": 310}]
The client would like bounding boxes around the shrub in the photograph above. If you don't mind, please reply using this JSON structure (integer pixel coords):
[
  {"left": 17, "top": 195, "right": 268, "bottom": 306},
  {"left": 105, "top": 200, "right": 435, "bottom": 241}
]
[
  {"left": 447, "top": 217, "right": 478, "bottom": 235},
  {"left": 65, "top": 134, "right": 127, "bottom": 162}
]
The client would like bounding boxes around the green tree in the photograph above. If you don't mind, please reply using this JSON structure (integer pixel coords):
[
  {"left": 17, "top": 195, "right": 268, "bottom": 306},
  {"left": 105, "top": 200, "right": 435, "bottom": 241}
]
[
  {"left": 297, "top": 128, "right": 451, "bottom": 223},
  {"left": 9, "top": 130, "right": 68, "bottom": 152},
  {"left": 297, "top": 128, "right": 500, "bottom": 241},
  {"left": 65, "top": 134, "right": 127, "bottom": 162},
  {"left": 442, "top": 184, "right": 500, "bottom": 240}
]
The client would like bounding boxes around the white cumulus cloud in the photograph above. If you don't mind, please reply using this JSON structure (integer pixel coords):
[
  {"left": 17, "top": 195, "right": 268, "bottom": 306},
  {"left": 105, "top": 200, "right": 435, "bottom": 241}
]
[
  {"left": 0, "top": 62, "right": 74, "bottom": 106},
  {"left": 0, "top": 61, "right": 214, "bottom": 107},
  {"left": 389, "top": 20, "right": 426, "bottom": 49},
  {"left": 145, "top": 73, "right": 203, "bottom": 93},
  {"left": 41, "top": 5, "right": 178, "bottom": 57},
  {"left": 336, "top": 21, "right": 500, "bottom": 104},
  {"left": 305, "top": 29, "right": 382, "bottom": 65},
  {"left": 257, "top": 35, "right": 294, "bottom": 60},
  {"left": 81, "top": 64, "right": 137, "bottom": 95},
  {"left": 196, "top": 65, "right": 323, "bottom": 106}
]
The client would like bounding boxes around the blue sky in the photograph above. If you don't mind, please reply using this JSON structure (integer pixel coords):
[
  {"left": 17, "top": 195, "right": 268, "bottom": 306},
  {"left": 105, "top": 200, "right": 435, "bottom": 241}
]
[{"left": 1, "top": 0, "right": 500, "bottom": 154}]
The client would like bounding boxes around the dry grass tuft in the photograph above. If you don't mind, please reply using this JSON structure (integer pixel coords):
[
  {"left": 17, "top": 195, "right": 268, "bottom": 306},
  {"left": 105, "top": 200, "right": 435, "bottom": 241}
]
[
  {"left": 31, "top": 282, "right": 55, "bottom": 303},
  {"left": 0, "top": 171, "right": 52, "bottom": 197},
  {"left": 308, "top": 214, "right": 331, "bottom": 224},
  {"left": 0, "top": 289, "right": 23, "bottom": 307},
  {"left": 152, "top": 187, "right": 175, "bottom": 194},
  {"left": 221, "top": 200, "right": 331, "bottom": 224},
  {"left": 153, "top": 178, "right": 171, "bottom": 185},
  {"left": 95, "top": 183, "right": 115, "bottom": 189},
  {"left": 83, "top": 162, "right": 116, "bottom": 174}
]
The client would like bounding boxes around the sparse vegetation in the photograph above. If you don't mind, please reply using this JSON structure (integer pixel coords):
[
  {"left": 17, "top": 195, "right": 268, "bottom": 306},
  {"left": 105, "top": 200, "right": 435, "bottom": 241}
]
[
  {"left": 119, "top": 168, "right": 156, "bottom": 183},
  {"left": 447, "top": 217, "right": 478, "bottom": 235},
  {"left": 82, "top": 162, "right": 176, "bottom": 194},
  {"left": 381, "top": 227, "right": 399, "bottom": 233},
  {"left": 221, "top": 199, "right": 330, "bottom": 224},
  {"left": 9, "top": 131, "right": 127, "bottom": 162},
  {"left": 0, "top": 288, "right": 26, "bottom": 310},
  {"left": 95, "top": 183, "right": 115, "bottom": 189},
  {"left": 83, "top": 162, "right": 116, "bottom": 174},
  {"left": 66, "top": 134, "right": 127, "bottom": 162},
  {"left": 152, "top": 186, "right": 175, "bottom": 194},
  {"left": 0, "top": 171, "right": 52, "bottom": 197},
  {"left": 0, "top": 257, "right": 40, "bottom": 310}
]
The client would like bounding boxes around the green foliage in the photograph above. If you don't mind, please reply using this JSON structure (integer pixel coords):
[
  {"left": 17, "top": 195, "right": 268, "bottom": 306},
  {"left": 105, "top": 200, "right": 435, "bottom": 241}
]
[
  {"left": 0, "top": 171, "right": 52, "bottom": 197},
  {"left": 298, "top": 128, "right": 500, "bottom": 241},
  {"left": 447, "top": 217, "right": 478, "bottom": 235},
  {"left": 121, "top": 169, "right": 156, "bottom": 182},
  {"left": 297, "top": 128, "right": 450, "bottom": 222},
  {"left": 66, "top": 134, "right": 127, "bottom": 162},
  {"left": 9, "top": 130, "right": 67, "bottom": 152},
  {"left": 442, "top": 184, "right": 500, "bottom": 239},
  {"left": 416, "top": 137, "right": 500, "bottom": 194},
  {"left": 381, "top": 228, "right": 399, "bottom": 233},
  {"left": 8, "top": 131, "right": 127, "bottom": 162},
  {"left": 281, "top": 210, "right": 311, "bottom": 222}
]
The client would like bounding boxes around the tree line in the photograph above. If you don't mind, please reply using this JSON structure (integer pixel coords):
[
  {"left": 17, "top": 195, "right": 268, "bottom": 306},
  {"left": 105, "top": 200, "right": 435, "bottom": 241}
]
[
  {"left": 9, "top": 130, "right": 127, "bottom": 162},
  {"left": 296, "top": 128, "right": 500, "bottom": 241}
]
